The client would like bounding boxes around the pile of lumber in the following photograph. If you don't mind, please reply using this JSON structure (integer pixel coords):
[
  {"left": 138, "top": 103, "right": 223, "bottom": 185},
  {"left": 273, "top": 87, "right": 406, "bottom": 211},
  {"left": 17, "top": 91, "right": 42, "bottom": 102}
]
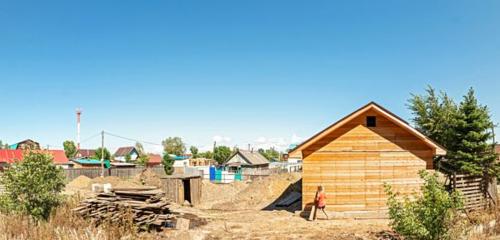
[{"left": 73, "top": 186, "right": 175, "bottom": 230}]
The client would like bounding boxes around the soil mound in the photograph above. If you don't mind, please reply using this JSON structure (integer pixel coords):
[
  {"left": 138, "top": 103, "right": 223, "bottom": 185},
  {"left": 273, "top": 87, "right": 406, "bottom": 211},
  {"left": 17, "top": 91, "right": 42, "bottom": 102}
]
[
  {"left": 91, "top": 176, "right": 141, "bottom": 188},
  {"left": 133, "top": 169, "right": 163, "bottom": 187},
  {"left": 199, "top": 180, "right": 248, "bottom": 209},
  {"left": 209, "top": 173, "right": 301, "bottom": 210},
  {"left": 67, "top": 175, "right": 92, "bottom": 189}
]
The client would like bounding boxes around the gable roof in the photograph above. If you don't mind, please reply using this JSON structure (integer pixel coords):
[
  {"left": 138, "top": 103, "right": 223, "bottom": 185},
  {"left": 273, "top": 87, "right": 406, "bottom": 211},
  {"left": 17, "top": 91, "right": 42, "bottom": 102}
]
[
  {"left": 0, "top": 149, "right": 69, "bottom": 164},
  {"left": 9, "top": 139, "right": 40, "bottom": 150},
  {"left": 227, "top": 149, "right": 270, "bottom": 166},
  {"left": 114, "top": 146, "right": 137, "bottom": 157},
  {"left": 77, "top": 149, "right": 96, "bottom": 158},
  {"left": 289, "top": 102, "right": 446, "bottom": 156}
]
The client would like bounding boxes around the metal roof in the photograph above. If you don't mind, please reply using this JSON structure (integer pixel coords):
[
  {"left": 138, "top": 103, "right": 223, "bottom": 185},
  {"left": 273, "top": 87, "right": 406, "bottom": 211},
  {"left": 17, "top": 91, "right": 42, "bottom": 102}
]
[
  {"left": 73, "top": 158, "right": 111, "bottom": 168},
  {"left": 0, "top": 149, "right": 69, "bottom": 164}
]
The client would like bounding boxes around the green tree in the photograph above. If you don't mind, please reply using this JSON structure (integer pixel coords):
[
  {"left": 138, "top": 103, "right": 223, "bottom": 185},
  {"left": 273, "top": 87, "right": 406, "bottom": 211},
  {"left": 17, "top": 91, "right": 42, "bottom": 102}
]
[
  {"left": 137, "top": 154, "right": 150, "bottom": 166},
  {"left": 385, "top": 171, "right": 463, "bottom": 240},
  {"left": 408, "top": 86, "right": 458, "bottom": 150},
  {"left": 125, "top": 153, "right": 132, "bottom": 163},
  {"left": 408, "top": 86, "right": 498, "bottom": 176},
  {"left": 162, "top": 153, "right": 174, "bottom": 175},
  {"left": 94, "top": 147, "right": 111, "bottom": 160},
  {"left": 63, "top": 140, "right": 77, "bottom": 159},
  {"left": 0, "top": 151, "right": 66, "bottom": 221},
  {"left": 135, "top": 142, "right": 145, "bottom": 156},
  {"left": 448, "top": 88, "right": 498, "bottom": 176},
  {"left": 214, "top": 146, "right": 232, "bottom": 165},
  {"left": 161, "top": 137, "right": 186, "bottom": 156},
  {"left": 199, "top": 151, "right": 213, "bottom": 159},
  {"left": 190, "top": 146, "right": 199, "bottom": 158},
  {"left": 258, "top": 148, "right": 280, "bottom": 161},
  {"left": 0, "top": 140, "right": 9, "bottom": 149}
]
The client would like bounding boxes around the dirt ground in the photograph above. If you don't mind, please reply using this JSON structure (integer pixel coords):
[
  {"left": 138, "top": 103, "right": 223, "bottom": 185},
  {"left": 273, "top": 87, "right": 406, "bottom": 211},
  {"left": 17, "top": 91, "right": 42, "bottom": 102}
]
[
  {"left": 165, "top": 206, "right": 391, "bottom": 240},
  {"left": 167, "top": 172, "right": 391, "bottom": 240},
  {"left": 65, "top": 171, "right": 392, "bottom": 239}
]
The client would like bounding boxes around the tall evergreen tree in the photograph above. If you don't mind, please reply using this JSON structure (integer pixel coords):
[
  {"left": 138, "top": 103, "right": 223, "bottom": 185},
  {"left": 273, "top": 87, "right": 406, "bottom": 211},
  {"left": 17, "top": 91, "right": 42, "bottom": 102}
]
[
  {"left": 408, "top": 86, "right": 458, "bottom": 150},
  {"left": 447, "top": 88, "right": 498, "bottom": 176}
]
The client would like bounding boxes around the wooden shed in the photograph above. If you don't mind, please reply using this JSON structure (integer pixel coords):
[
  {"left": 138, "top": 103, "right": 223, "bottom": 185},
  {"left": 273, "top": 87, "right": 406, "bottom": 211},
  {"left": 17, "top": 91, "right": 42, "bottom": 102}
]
[
  {"left": 290, "top": 102, "right": 446, "bottom": 214},
  {"left": 160, "top": 174, "right": 202, "bottom": 206}
]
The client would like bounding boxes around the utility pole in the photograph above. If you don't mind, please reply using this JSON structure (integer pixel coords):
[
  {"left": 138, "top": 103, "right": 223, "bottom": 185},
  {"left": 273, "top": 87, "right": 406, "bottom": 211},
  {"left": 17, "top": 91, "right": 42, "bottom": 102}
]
[{"left": 101, "top": 130, "right": 105, "bottom": 177}]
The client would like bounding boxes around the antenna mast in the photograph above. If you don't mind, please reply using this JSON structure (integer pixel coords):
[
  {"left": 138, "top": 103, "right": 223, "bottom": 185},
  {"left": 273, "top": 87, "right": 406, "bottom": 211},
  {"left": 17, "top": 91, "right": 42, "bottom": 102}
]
[{"left": 76, "top": 108, "right": 82, "bottom": 150}]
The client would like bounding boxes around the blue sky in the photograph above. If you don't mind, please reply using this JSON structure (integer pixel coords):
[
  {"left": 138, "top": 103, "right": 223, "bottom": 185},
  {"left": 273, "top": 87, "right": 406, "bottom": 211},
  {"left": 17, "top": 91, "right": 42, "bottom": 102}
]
[{"left": 1, "top": 1, "right": 499, "bottom": 153}]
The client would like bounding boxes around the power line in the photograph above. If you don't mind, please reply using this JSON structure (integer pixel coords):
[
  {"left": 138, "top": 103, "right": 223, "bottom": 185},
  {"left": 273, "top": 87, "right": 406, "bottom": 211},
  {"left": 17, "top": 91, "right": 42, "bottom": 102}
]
[
  {"left": 104, "top": 131, "right": 162, "bottom": 146},
  {"left": 80, "top": 132, "right": 102, "bottom": 143}
]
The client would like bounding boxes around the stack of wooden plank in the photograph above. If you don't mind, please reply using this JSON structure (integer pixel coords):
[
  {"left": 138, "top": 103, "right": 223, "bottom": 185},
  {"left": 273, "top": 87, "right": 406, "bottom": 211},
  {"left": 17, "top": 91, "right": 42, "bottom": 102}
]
[{"left": 72, "top": 186, "right": 175, "bottom": 230}]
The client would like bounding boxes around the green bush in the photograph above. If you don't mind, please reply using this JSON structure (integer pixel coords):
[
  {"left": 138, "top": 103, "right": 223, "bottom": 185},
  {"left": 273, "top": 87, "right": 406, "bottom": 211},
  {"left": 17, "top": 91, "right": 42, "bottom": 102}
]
[
  {"left": 384, "top": 171, "right": 463, "bottom": 240},
  {"left": 162, "top": 153, "right": 174, "bottom": 175},
  {"left": 0, "top": 151, "right": 66, "bottom": 221}
]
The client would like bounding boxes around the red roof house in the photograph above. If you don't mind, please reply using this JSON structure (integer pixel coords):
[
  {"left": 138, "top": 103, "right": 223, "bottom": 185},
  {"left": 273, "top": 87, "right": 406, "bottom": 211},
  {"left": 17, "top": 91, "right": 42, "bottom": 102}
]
[
  {"left": 0, "top": 150, "right": 70, "bottom": 167},
  {"left": 147, "top": 154, "right": 162, "bottom": 166}
]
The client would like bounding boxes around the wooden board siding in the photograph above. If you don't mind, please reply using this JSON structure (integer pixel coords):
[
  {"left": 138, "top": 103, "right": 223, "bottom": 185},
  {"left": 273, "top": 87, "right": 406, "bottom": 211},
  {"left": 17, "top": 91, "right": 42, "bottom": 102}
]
[
  {"left": 302, "top": 110, "right": 433, "bottom": 212},
  {"left": 190, "top": 177, "right": 202, "bottom": 206},
  {"left": 160, "top": 177, "right": 202, "bottom": 206}
]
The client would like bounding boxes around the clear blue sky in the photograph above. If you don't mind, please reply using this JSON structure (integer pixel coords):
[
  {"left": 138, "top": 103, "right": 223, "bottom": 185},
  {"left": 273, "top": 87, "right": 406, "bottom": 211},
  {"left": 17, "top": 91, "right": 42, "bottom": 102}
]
[{"left": 1, "top": 1, "right": 499, "bottom": 153}]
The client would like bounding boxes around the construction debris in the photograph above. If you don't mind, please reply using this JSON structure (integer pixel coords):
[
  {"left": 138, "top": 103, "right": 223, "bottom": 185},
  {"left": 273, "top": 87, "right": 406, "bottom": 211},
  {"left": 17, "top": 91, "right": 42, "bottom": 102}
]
[{"left": 72, "top": 187, "right": 176, "bottom": 231}]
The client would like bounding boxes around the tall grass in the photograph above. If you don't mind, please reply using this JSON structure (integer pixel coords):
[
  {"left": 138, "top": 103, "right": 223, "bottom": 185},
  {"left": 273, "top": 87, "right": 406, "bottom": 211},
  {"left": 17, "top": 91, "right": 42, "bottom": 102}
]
[{"left": 0, "top": 196, "right": 161, "bottom": 240}]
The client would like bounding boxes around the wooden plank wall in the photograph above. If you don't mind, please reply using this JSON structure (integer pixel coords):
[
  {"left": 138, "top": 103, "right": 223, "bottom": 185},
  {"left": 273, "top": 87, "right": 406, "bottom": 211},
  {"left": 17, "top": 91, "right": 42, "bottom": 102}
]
[
  {"left": 302, "top": 110, "right": 433, "bottom": 212},
  {"left": 161, "top": 178, "right": 183, "bottom": 204},
  {"left": 190, "top": 177, "right": 202, "bottom": 206},
  {"left": 64, "top": 166, "right": 166, "bottom": 181}
]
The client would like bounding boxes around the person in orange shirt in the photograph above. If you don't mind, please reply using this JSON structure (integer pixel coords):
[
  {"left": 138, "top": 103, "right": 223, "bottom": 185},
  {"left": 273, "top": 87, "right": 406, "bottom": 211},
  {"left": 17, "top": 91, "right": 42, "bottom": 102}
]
[{"left": 315, "top": 185, "right": 328, "bottom": 220}]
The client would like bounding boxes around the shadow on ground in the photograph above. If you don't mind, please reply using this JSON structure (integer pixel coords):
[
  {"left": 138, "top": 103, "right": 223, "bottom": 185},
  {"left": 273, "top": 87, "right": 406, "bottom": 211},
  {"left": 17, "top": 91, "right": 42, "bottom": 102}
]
[{"left": 262, "top": 178, "right": 302, "bottom": 213}]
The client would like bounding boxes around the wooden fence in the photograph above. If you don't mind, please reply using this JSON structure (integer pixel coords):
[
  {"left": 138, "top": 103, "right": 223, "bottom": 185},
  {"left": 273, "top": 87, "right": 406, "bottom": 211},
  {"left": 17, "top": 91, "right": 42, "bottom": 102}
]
[
  {"left": 64, "top": 166, "right": 166, "bottom": 181},
  {"left": 447, "top": 173, "right": 496, "bottom": 211}
]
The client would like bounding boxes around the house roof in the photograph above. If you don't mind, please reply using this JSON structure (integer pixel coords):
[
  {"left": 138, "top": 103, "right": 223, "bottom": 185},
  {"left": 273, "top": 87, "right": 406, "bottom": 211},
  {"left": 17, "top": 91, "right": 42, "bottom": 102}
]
[
  {"left": 9, "top": 139, "right": 40, "bottom": 150},
  {"left": 227, "top": 149, "right": 270, "bottom": 166},
  {"left": 148, "top": 154, "right": 162, "bottom": 164},
  {"left": 77, "top": 149, "right": 96, "bottom": 158},
  {"left": 114, "top": 146, "right": 136, "bottom": 157},
  {"left": 0, "top": 150, "right": 23, "bottom": 163},
  {"left": 73, "top": 158, "right": 111, "bottom": 168},
  {"left": 0, "top": 149, "right": 70, "bottom": 164},
  {"left": 289, "top": 102, "right": 447, "bottom": 156}
]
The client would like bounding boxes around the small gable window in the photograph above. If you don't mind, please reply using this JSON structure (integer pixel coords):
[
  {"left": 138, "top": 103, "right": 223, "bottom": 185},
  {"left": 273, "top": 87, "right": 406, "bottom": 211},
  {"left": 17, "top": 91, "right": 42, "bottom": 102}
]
[{"left": 366, "top": 116, "right": 376, "bottom": 127}]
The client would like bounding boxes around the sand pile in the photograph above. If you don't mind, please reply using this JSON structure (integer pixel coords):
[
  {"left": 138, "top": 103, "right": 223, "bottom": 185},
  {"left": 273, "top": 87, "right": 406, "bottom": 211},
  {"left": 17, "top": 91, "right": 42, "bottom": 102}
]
[
  {"left": 209, "top": 173, "right": 301, "bottom": 210},
  {"left": 133, "top": 169, "right": 163, "bottom": 187},
  {"left": 199, "top": 180, "right": 249, "bottom": 209},
  {"left": 66, "top": 175, "right": 141, "bottom": 192},
  {"left": 66, "top": 175, "right": 92, "bottom": 189},
  {"left": 90, "top": 176, "right": 141, "bottom": 188}
]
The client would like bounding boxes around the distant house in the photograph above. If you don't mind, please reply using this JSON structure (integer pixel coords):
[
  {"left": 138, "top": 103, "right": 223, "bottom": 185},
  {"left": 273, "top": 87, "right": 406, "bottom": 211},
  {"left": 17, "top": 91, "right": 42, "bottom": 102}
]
[
  {"left": 147, "top": 154, "right": 162, "bottom": 167},
  {"left": 114, "top": 146, "right": 139, "bottom": 162},
  {"left": 72, "top": 158, "right": 111, "bottom": 168},
  {"left": 76, "top": 149, "right": 96, "bottom": 159},
  {"left": 9, "top": 139, "right": 40, "bottom": 150},
  {"left": 0, "top": 149, "right": 72, "bottom": 169},
  {"left": 190, "top": 158, "right": 216, "bottom": 167},
  {"left": 225, "top": 149, "right": 270, "bottom": 169},
  {"left": 172, "top": 155, "right": 190, "bottom": 167}
]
